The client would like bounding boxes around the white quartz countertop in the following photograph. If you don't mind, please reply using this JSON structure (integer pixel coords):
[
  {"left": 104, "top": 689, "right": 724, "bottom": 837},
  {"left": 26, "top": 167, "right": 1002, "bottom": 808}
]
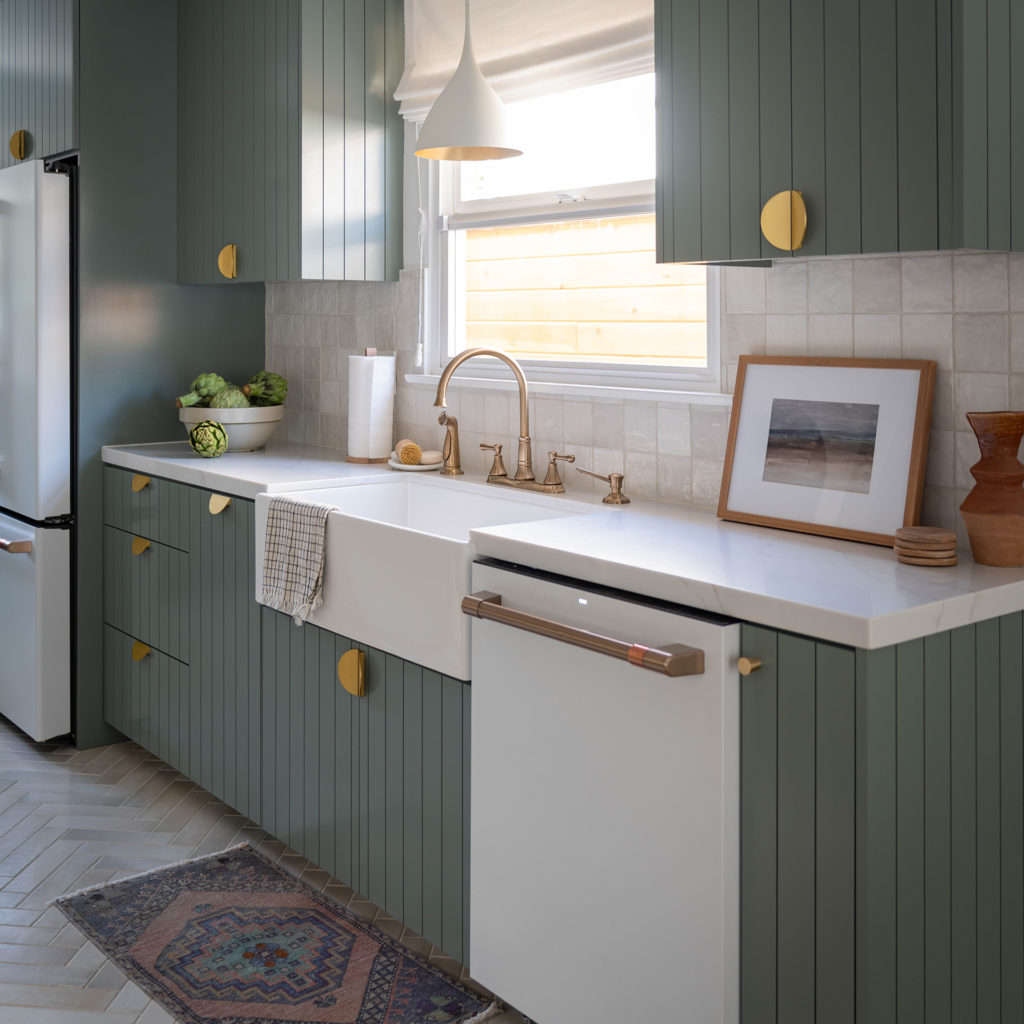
[
  {"left": 102, "top": 440, "right": 391, "bottom": 499},
  {"left": 103, "top": 441, "right": 1024, "bottom": 649}
]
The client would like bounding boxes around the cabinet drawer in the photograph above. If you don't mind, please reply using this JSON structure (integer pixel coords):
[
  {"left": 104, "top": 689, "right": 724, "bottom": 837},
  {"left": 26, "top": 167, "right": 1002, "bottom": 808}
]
[
  {"left": 103, "top": 526, "right": 189, "bottom": 662},
  {"left": 103, "top": 466, "right": 192, "bottom": 549},
  {"left": 103, "top": 625, "right": 190, "bottom": 773}
]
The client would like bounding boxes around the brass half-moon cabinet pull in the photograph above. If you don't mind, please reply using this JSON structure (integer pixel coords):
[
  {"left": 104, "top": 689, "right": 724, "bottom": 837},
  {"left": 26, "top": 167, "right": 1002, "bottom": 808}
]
[
  {"left": 131, "top": 473, "right": 151, "bottom": 493},
  {"left": 760, "top": 190, "right": 807, "bottom": 252},
  {"left": 131, "top": 536, "right": 150, "bottom": 556},
  {"left": 132, "top": 641, "right": 151, "bottom": 662},
  {"left": 209, "top": 493, "right": 232, "bottom": 515},
  {"left": 8, "top": 130, "right": 27, "bottom": 160},
  {"left": 337, "top": 649, "right": 366, "bottom": 697},
  {"left": 217, "top": 243, "right": 238, "bottom": 279}
]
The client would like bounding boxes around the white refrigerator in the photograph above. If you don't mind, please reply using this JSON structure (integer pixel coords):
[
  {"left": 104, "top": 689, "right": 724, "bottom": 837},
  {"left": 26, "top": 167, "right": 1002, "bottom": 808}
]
[{"left": 0, "top": 159, "right": 72, "bottom": 742}]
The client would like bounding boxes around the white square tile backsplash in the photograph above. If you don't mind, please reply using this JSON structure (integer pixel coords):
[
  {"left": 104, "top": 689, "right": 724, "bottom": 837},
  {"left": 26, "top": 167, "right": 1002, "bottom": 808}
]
[{"left": 267, "top": 252, "right": 1024, "bottom": 537}]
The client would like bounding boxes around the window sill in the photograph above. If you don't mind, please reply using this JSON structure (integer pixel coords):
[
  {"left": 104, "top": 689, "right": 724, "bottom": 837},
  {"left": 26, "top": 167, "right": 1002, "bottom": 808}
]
[{"left": 403, "top": 374, "right": 733, "bottom": 406}]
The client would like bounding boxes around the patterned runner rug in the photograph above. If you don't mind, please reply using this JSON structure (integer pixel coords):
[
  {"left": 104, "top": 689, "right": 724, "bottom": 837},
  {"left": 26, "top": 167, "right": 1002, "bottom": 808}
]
[{"left": 54, "top": 844, "right": 498, "bottom": 1024}]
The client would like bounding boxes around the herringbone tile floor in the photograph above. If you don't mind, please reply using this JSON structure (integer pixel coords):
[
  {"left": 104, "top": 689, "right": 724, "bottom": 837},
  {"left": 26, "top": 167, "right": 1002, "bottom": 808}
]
[{"left": 0, "top": 717, "right": 523, "bottom": 1023}]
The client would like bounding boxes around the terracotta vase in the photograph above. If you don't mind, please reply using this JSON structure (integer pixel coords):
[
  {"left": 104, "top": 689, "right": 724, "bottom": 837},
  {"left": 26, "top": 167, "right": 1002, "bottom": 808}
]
[{"left": 960, "top": 411, "right": 1024, "bottom": 566}]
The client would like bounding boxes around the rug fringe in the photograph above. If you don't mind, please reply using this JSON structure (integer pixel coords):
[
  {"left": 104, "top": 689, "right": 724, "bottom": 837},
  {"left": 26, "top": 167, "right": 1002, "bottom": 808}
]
[
  {"left": 49, "top": 842, "right": 252, "bottom": 907},
  {"left": 461, "top": 1000, "right": 506, "bottom": 1023}
]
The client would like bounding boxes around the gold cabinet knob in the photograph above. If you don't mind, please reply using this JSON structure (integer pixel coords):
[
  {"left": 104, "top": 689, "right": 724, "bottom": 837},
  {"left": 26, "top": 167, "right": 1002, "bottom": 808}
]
[
  {"left": 337, "top": 648, "right": 366, "bottom": 697},
  {"left": 131, "top": 536, "right": 151, "bottom": 556},
  {"left": 217, "top": 243, "right": 238, "bottom": 279},
  {"left": 131, "top": 473, "right": 151, "bottom": 493},
  {"left": 131, "top": 641, "right": 151, "bottom": 662},
  {"left": 738, "top": 656, "right": 763, "bottom": 676},
  {"left": 760, "top": 190, "right": 807, "bottom": 251},
  {"left": 8, "top": 130, "right": 27, "bottom": 160},
  {"left": 209, "top": 493, "right": 231, "bottom": 515}
]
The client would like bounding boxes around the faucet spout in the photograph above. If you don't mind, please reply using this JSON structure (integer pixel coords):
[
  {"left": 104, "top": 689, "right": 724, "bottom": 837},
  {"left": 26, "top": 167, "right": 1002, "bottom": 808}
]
[{"left": 434, "top": 348, "right": 533, "bottom": 481}]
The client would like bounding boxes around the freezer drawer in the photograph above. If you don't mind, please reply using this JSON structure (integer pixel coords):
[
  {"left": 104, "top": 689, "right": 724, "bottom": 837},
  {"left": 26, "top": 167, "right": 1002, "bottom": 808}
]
[
  {"left": 468, "top": 561, "right": 739, "bottom": 1024},
  {"left": 0, "top": 513, "right": 70, "bottom": 741}
]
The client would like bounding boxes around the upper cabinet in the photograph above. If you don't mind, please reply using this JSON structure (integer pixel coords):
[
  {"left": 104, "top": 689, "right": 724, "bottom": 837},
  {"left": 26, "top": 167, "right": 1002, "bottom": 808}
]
[
  {"left": 177, "top": 0, "right": 403, "bottom": 284},
  {"left": 0, "top": 0, "right": 76, "bottom": 170},
  {"left": 656, "top": 0, "right": 1020, "bottom": 263}
]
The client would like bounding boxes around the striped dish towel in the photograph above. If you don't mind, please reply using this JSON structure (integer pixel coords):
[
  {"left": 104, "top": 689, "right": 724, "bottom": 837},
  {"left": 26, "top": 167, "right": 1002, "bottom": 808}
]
[{"left": 261, "top": 495, "right": 334, "bottom": 625}]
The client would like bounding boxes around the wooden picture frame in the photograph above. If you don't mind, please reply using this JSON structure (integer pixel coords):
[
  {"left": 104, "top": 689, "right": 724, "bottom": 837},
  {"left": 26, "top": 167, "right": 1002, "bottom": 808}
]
[{"left": 718, "top": 356, "right": 937, "bottom": 545}]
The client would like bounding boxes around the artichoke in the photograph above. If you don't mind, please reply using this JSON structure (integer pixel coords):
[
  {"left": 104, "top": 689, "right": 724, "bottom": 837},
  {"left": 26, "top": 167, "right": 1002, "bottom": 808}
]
[
  {"left": 189, "top": 420, "right": 228, "bottom": 458},
  {"left": 247, "top": 370, "right": 288, "bottom": 406},
  {"left": 209, "top": 385, "right": 251, "bottom": 408},
  {"left": 176, "top": 372, "right": 226, "bottom": 409}
]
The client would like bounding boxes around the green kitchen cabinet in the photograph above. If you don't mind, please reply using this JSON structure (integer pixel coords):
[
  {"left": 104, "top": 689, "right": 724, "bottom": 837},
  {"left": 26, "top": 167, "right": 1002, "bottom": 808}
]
[
  {"left": 656, "top": 0, "right": 1020, "bottom": 261},
  {"left": 187, "top": 487, "right": 262, "bottom": 823},
  {"left": 739, "top": 619, "right": 1024, "bottom": 1024},
  {"left": 260, "top": 607, "right": 471, "bottom": 965},
  {"left": 176, "top": 0, "right": 403, "bottom": 284},
  {"left": 0, "top": 0, "right": 77, "bottom": 170}
]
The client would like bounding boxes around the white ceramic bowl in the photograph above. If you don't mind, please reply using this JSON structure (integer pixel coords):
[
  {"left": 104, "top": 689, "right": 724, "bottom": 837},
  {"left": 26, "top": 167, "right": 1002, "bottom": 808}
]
[{"left": 179, "top": 404, "right": 285, "bottom": 452}]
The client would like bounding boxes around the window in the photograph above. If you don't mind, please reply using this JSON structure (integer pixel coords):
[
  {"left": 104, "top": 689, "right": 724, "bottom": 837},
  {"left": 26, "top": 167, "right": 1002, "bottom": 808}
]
[{"left": 422, "top": 73, "right": 719, "bottom": 393}]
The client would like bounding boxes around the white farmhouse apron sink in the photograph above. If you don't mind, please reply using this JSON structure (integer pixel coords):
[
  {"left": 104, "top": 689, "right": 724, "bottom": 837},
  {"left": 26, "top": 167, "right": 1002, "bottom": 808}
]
[{"left": 255, "top": 475, "right": 598, "bottom": 678}]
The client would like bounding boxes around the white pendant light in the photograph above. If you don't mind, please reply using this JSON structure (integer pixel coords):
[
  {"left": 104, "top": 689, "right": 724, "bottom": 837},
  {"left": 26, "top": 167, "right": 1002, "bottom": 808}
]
[{"left": 414, "top": 0, "right": 522, "bottom": 161}]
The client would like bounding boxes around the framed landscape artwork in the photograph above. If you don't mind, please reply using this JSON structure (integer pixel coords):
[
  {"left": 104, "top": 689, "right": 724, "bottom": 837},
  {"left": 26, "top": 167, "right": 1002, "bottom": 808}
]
[{"left": 718, "top": 357, "right": 937, "bottom": 545}]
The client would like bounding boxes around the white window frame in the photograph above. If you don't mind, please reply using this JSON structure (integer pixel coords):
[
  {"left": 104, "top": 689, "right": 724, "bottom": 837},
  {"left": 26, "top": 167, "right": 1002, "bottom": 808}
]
[{"left": 420, "top": 148, "right": 722, "bottom": 398}]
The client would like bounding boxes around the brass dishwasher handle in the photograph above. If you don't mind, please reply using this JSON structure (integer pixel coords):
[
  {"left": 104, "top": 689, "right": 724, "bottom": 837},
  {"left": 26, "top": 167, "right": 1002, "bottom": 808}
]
[
  {"left": 462, "top": 591, "right": 704, "bottom": 677},
  {"left": 0, "top": 538, "right": 31, "bottom": 554}
]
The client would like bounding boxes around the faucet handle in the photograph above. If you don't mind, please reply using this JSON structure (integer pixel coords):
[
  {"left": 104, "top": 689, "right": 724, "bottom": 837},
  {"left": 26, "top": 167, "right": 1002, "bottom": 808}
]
[
  {"left": 480, "top": 442, "right": 507, "bottom": 479},
  {"left": 577, "top": 466, "right": 631, "bottom": 505},
  {"left": 543, "top": 451, "right": 575, "bottom": 488}
]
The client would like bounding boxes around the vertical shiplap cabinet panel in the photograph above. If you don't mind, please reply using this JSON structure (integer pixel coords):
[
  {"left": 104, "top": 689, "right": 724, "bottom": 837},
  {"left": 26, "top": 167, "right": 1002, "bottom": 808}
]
[
  {"left": 189, "top": 492, "right": 261, "bottom": 822},
  {"left": 259, "top": 608, "right": 471, "bottom": 964},
  {"left": 742, "top": 621, "right": 1024, "bottom": 1023},
  {"left": 698, "top": 0, "right": 729, "bottom": 260},
  {"left": 178, "top": 0, "right": 301, "bottom": 283},
  {"left": 726, "top": 0, "right": 761, "bottom": 261},
  {"left": 739, "top": 624, "right": 778, "bottom": 1024},
  {"left": 789, "top": 0, "right": 825, "bottom": 257},
  {"left": 0, "top": 0, "right": 76, "bottom": 170}
]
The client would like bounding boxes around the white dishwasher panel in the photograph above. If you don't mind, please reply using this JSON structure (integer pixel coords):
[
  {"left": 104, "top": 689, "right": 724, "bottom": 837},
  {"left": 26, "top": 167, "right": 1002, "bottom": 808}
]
[{"left": 469, "top": 561, "right": 739, "bottom": 1024}]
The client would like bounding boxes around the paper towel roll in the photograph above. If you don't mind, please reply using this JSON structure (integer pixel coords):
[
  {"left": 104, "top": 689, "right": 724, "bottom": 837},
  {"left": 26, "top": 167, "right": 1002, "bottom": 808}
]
[{"left": 347, "top": 354, "right": 395, "bottom": 462}]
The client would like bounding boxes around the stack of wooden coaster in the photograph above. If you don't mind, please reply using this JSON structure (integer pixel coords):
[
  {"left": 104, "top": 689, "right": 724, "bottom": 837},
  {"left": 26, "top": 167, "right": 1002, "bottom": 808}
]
[{"left": 893, "top": 526, "right": 958, "bottom": 566}]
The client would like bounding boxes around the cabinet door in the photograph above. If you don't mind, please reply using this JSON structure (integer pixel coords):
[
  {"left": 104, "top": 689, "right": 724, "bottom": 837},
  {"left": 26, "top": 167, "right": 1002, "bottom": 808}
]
[
  {"left": 260, "top": 607, "right": 471, "bottom": 964},
  {"left": 177, "top": 0, "right": 402, "bottom": 284},
  {"left": 656, "top": 0, "right": 953, "bottom": 262},
  {"left": 177, "top": 0, "right": 302, "bottom": 284},
  {"left": 739, "top": 618, "right": 1024, "bottom": 1024},
  {"left": 188, "top": 490, "right": 261, "bottom": 821},
  {"left": 0, "top": 0, "right": 76, "bottom": 171}
]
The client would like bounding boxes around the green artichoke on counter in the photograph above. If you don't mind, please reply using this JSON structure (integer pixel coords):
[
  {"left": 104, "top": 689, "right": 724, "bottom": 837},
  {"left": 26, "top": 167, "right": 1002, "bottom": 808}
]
[
  {"left": 247, "top": 370, "right": 288, "bottom": 406},
  {"left": 189, "top": 420, "right": 229, "bottom": 458},
  {"left": 209, "top": 385, "right": 251, "bottom": 409},
  {"left": 176, "top": 372, "right": 227, "bottom": 409}
]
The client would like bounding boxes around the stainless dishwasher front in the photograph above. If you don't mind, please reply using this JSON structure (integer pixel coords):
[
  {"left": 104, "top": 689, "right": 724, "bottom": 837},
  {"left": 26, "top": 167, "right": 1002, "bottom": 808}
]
[{"left": 466, "top": 560, "right": 740, "bottom": 1024}]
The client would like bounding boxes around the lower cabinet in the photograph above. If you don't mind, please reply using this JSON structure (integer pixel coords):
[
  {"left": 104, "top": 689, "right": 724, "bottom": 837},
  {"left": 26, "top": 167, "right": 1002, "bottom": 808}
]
[
  {"left": 102, "top": 467, "right": 470, "bottom": 964},
  {"left": 260, "top": 608, "right": 471, "bottom": 966},
  {"left": 740, "top": 618, "right": 1024, "bottom": 1024}
]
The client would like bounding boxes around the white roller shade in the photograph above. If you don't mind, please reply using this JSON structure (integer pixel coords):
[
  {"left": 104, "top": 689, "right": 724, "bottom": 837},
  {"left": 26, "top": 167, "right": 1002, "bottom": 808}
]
[{"left": 395, "top": 0, "right": 654, "bottom": 120}]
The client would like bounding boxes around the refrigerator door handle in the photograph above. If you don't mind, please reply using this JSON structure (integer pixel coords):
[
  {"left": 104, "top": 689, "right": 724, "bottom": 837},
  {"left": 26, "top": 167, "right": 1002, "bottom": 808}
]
[{"left": 0, "top": 538, "right": 32, "bottom": 555}]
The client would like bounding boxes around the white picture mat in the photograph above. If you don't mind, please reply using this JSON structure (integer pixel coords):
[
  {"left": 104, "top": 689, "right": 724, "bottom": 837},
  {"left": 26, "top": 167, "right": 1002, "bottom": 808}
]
[{"left": 726, "top": 364, "right": 921, "bottom": 534}]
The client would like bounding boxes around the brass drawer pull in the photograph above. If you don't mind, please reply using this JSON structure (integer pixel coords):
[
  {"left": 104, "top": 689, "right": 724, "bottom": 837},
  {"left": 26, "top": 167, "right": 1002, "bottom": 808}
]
[
  {"left": 462, "top": 591, "right": 704, "bottom": 677},
  {"left": 131, "top": 473, "right": 151, "bottom": 493},
  {"left": 131, "top": 536, "right": 151, "bottom": 556},
  {"left": 738, "top": 657, "right": 763, "bottom": 676},
  {"left": 131, "top": 641, "right": 151, "bottom": 661},
  {"left": 218, "top": 243, "right": 238, "bottom": 279},
  {"left": 337, "top": 648, "right": 366, "bottom": 697},
  {"left": 0, "top": 538, "right": 32, "bottom": 555},
  {"left": 209, "top": 493, "right": 231, "bottom": 515}
]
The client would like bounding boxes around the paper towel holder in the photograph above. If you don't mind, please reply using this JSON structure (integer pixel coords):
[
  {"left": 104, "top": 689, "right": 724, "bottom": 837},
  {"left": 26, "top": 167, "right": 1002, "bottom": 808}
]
[{"left": 346, "top": 347, "right": 394, "bottom": 464}]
